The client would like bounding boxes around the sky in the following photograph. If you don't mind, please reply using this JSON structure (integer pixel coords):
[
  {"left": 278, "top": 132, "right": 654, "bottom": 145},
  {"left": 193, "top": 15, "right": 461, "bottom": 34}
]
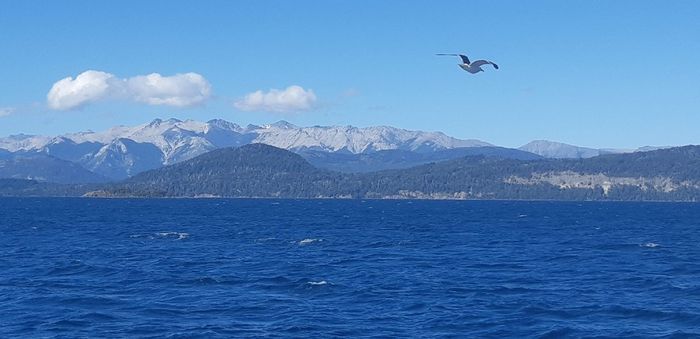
[{"left": 0, "top": 0, "right": 698, "bottom": 149}]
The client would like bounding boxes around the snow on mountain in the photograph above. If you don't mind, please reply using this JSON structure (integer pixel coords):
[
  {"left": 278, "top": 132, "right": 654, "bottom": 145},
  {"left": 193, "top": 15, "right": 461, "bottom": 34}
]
[
  {"left": 0, "top": 118, "right": 492, "bottom": 179},
  {"left": 87, "top": 138, "right": 164, "bottom": 179},
  {"left": 0, "top": 134, "right": 53, "bottom": 152},
  {"left": 251, "top": 123, "right": 490, "bottom": 153}
]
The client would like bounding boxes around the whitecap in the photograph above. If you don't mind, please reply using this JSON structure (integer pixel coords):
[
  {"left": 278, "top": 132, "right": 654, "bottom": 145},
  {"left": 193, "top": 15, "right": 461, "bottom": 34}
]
[
  {"left": 298, "top": 238, "right": 321, "bottom": 245},
  {"left": 641, "top": 242, "right": 660, "bottom": 248},
  {"left": 307, "top": 280, "right": 328, "bottom": 285},
  {"left": 156, "top": 232, "right": 189, "bottom": 240}
]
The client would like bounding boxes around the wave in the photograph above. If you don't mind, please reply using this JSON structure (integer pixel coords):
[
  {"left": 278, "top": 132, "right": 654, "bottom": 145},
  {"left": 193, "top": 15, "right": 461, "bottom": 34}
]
[{"left": 298, "top": 238, "right": 322, "bottom": 245}]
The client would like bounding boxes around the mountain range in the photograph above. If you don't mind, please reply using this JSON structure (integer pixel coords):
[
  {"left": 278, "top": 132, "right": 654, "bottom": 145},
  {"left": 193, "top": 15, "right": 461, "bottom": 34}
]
[
  {"left": 0, "top": 118, "right": 494, "bottom": 180},
  {"left": 3, "top": 142, "right": 700, "bottom": 201},
  {"left": 0, "top": 118, "right": 673, "bottom": 183}
]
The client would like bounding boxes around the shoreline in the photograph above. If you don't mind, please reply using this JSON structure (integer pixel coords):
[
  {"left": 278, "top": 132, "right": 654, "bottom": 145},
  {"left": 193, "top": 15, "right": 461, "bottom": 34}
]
[{"left": 1, "top": 195, "right": 698, "bottom": 204}]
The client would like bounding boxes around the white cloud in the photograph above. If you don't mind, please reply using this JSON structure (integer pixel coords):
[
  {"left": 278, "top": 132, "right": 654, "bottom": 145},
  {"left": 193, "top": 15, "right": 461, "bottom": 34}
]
[
  {"left": 47, "top": 70, "right": 117, "bottom": 110},
  {"left": 47, "top": 70, "right": 211, "bottom": 110},
  {"left": 126, "top": 73, "right": 211, "bottom": 107},
  {"left": 0, "top": 107, "right": 14, "bottom": 117},
  {"left": 235, "top": 85, "right": 317, "bottom": 113}
]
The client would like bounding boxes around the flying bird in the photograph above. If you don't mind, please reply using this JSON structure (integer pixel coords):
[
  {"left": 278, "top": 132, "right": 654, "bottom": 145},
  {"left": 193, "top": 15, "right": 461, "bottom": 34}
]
[{"left": 436, "top": 53, "right": 499, "bottom": 74}]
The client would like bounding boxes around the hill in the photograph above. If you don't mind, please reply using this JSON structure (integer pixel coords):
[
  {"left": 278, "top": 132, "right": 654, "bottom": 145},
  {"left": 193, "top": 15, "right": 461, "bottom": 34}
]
[
  {"left": 101, "top": 143, "right": 355, "bottom": 198},
  {"left": 360, "top": 145, "right": 700, "bottom": 200}
]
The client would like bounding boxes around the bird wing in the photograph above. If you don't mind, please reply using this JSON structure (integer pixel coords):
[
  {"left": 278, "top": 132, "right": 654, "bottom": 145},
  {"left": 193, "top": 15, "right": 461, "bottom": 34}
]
[
  {"left": 470, "top": 60, "right": 499, "bottom": 69},
  {"left": 436, "top": 53, "right": 470, "bottom": 64}
]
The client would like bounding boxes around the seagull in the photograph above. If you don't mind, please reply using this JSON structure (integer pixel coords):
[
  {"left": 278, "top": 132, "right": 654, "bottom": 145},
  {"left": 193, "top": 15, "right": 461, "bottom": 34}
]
[{"left": 436, "top": 53, "right": 499, "bottom": 74}]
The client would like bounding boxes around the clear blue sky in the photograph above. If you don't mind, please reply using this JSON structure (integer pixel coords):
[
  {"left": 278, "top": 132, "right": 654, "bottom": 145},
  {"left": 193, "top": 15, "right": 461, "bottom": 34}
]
[{"left": 0, "top": 0, "right": 698, "bottom": 148}]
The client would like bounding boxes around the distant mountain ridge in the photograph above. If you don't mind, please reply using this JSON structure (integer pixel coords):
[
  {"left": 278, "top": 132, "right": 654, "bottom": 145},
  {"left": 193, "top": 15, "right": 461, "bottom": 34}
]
[
  {"left": 519, "top": 140, "right": 607, "bottom": 159},
  {"left": 0, "top": 152, "right": 108, "bottom": 184},
  {"left": 518, "top": 140, "right": 671, "bottom": 159},
  {"left": 0, "top": 118, "right": 492, "bottom": 179}
]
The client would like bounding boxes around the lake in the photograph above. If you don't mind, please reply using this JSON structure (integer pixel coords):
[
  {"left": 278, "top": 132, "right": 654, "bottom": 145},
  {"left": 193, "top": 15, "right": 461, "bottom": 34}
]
[{"left": 1, "top": 198, "right": 699, "bottom": 337}]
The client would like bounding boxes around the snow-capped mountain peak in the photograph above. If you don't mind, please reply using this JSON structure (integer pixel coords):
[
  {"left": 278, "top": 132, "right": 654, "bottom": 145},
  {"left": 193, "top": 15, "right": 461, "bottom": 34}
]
[{"left": 206, "top": 119, "right": 242, "bottom": 132}]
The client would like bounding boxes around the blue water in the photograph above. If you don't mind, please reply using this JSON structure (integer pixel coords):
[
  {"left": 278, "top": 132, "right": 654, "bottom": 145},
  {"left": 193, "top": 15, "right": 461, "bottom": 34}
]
[{"left": 1, "top": 199, "right": 700, "bottom": 338}]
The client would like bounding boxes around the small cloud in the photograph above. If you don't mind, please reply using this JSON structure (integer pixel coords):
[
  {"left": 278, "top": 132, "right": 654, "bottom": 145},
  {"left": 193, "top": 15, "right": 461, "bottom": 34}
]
[
  {"left": 47, "top": 70, "right": 212, "bottom": 110},
  {"left": 0, "top": 107, "right": 14, "bottom": 117},
  {"left": 234, "top": 85, "right": 317, "bottom": 113}
]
